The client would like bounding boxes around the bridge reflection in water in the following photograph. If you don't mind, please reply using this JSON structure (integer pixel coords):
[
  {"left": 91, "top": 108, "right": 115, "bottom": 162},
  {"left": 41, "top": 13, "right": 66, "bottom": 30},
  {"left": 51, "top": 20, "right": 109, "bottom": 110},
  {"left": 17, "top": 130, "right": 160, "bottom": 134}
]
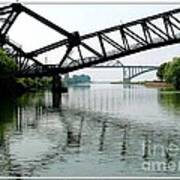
[{"left": 0, "top": 85, "right": 180, "bottom": 176}]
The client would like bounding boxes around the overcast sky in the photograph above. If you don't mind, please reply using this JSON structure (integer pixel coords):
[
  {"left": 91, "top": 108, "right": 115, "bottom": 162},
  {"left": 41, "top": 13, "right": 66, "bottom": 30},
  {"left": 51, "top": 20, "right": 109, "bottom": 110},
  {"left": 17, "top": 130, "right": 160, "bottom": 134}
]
[{"left": 1, "top": 1, "right": 180, "bottom": 81}]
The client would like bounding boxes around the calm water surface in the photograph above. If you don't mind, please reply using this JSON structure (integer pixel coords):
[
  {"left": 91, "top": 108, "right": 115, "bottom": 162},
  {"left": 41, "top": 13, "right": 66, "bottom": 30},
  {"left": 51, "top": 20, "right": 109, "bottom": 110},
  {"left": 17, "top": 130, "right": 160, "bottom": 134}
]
[{"left": 0, "top": 84, "right": 180, "bottom": 177}]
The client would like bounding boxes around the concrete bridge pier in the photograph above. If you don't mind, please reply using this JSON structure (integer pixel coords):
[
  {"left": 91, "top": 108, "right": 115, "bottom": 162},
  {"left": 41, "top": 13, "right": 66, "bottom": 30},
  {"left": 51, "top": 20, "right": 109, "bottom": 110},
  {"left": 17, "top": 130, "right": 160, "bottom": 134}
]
[
  {"left": 123, "top": 78, "right": 131, "bottom": 84},
  {"left": 123, "top": 68, "right": 131, "bottom": 84},
  {"left": 52, "top": 75, "right": 62, "bottom": 108}
]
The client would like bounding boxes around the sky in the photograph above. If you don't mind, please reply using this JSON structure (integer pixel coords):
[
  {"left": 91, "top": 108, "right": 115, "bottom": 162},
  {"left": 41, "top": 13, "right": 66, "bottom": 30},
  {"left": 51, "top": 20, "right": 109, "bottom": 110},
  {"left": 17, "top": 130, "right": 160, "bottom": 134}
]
[{"left": 1, "top": 1, "right": 180, "bottom": 81}]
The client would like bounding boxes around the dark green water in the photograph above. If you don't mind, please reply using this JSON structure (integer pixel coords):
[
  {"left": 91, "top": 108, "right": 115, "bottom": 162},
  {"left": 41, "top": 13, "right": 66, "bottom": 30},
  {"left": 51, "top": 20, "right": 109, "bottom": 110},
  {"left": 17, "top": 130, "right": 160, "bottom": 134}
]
[{"left": 0, "top": 84, "right": 180, "bottom": 177}]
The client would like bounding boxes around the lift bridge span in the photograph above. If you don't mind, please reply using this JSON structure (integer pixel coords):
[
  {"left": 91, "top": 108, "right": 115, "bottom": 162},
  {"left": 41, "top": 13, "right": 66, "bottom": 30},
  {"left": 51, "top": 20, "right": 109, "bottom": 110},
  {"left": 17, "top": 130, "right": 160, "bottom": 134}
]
[{"left": 0, "top": 3, "right": 180, "bottom": 79}]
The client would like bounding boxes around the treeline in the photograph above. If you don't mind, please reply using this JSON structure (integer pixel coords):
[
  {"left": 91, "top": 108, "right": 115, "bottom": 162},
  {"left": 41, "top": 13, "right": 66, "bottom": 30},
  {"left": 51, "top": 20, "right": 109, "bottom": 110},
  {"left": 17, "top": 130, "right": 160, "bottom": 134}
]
[
  {"left": 0, "top": 49, "right": 17, "bottom": 75},
  {"left": 0, "top": 49, "right": 51, "bottom": 96},
  {"left": 0, "top": 48, "right": 20, "bottom": 95},
  {"left": 157, "top": 57, "right": 180, "bottom": 90}
]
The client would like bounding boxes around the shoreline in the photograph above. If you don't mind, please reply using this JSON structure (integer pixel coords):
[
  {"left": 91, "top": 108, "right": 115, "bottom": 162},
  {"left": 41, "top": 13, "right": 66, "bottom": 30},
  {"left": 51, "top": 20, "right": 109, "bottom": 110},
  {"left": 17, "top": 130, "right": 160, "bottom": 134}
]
[
  {"left": 144, "top": 82, "right": 173, "bottom": 88},
  {"left": 110, "top": 81, "right": 174, "bottom": 89}
]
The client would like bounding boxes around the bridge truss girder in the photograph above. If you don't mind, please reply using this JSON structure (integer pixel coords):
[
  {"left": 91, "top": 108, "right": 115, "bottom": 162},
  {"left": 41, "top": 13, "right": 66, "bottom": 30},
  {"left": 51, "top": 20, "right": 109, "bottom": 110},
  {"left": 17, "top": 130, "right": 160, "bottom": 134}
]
[
  {"left": 24, "top": 6, "right": 180, "bottom": 77},
  {"left": 0, "top": 4, "right": 180, "bottom": 77},
  {"left": 0, "top": 3, "right": 80, "bottom": 76}
]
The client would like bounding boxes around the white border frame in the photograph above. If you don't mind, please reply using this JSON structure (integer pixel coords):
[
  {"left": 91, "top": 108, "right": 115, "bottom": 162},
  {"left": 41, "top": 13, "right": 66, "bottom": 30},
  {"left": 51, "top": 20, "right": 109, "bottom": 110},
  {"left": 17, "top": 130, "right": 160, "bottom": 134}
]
[{"left": 0, "top": 0, "right": 180, "bottom": 179}]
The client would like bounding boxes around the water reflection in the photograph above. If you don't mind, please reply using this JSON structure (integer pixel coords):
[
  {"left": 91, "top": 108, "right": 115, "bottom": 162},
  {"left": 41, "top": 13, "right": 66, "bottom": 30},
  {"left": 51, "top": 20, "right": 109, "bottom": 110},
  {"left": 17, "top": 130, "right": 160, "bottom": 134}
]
[
  {"left": 158, "top": 91, "right": 180, "bottom": 110},
  {"left": 0, "top": 85, "right": 180, "bottom": 176},
  {"left": 121, "top": 126, "right": 128, "bottom": 159},
  {"left": 66, "top": 116, "right": 84, "bottom": 149},
  {"left": 99, "top": 120, "right": 107, "bottom": 152}
]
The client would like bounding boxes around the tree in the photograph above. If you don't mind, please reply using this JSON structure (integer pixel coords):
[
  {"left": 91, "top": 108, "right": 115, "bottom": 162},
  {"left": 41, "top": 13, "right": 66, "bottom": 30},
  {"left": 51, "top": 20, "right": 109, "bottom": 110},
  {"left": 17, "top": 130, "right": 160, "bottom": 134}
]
[
  {"left": 0, "top": 49, "right": 19, "bottom": 95},
  {"left": 156, "top": 62, "right": 167, "bottom": 81},
  {"left": 164, "top": 57, "right": 180, "bottom": 90},
  {"left": 0, "top": 48, "right": 17, "bottom": 77}
]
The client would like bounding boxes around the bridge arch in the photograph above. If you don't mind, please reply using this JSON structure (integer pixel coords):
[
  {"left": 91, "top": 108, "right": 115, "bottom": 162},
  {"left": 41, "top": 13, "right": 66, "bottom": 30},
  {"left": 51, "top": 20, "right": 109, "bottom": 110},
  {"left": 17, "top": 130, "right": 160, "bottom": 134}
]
[
  {"left": 94, "top": 60, "right": 159, "bottom": 83},
  {"left": 123, "top": 66, "right": 159, "bottom": 82}
]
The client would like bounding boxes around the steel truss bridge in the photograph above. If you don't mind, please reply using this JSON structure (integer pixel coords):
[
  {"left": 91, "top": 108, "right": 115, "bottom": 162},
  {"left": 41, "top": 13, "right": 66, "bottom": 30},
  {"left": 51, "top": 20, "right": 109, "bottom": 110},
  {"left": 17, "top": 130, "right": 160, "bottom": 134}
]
[
  {"left": 94, "top": 60, "right": 159, "bottom": 82},
  {"left": 1, "top": 3, "right": 180, "bottom": 78}
]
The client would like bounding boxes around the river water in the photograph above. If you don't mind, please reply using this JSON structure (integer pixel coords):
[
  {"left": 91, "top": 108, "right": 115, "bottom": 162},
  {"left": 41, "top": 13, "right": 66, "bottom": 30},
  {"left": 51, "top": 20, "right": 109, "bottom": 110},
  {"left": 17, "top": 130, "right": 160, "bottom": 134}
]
[{"left": 0, "top": 84, "right": 180, "bottom": 177}]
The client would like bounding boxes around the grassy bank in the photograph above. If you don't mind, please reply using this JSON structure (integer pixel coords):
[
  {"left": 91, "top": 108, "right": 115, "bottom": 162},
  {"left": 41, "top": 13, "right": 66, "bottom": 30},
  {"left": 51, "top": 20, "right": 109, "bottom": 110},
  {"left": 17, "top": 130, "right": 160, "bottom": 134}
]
[
  {"left": 110, "top": 80, "right": 175, "bottom": 89},
  {"left": 144, "top": 81, "right": 173, "bottom": 88},
  {"left": 111, "top": 81, "right": 144, "bottom": 85}
]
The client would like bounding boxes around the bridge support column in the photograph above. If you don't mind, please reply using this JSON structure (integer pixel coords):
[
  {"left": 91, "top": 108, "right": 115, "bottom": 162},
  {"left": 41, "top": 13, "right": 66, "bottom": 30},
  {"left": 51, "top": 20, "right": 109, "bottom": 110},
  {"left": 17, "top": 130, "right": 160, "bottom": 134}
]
[
  {"left": 52, "top": 75, "right": 62, "bottom": 108},
  {"left": 123, "top": 78, "right": 131, "bottom": 84},
  {"left": 123, "top": 68, "right": 131, "bottom": 84}
]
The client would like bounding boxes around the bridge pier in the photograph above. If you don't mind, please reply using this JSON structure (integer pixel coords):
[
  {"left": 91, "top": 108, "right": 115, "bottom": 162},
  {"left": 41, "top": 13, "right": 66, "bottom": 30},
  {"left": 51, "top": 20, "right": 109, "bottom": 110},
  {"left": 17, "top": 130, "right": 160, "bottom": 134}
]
[
  {"left": 123, "top": 78, "right": 131, "bottom": 84},
  {"left": 123, "top": 68, "right": 131, "bottom": 84},
  {"left": 52, "top": 75, "right": 62, "bottom": 108}
]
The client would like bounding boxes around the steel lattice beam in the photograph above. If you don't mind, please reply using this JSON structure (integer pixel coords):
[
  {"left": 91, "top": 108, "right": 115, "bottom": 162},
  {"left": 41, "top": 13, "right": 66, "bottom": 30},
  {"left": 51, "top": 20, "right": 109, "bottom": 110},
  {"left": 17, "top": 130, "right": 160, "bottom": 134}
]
[
  {"left": 0, "top": 3, "right": 80, "bottom": 75},
  {"left": 20, "top": 5, "right": 180, "bottom": 77},
  {"left": 0, "top": 3, "right": 180, "bottom": 77}
]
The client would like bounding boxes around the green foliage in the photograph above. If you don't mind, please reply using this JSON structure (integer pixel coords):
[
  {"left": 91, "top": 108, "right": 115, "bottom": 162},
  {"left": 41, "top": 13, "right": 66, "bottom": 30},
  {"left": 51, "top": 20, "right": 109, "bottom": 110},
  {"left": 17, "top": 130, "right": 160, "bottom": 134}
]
[
  {"left": 0, "top": 48, "right": 51, "bottom": 95},
  {"left": 156, "top": 62, "right": 167, "bottom": 81},
  {"left": 17, "top": 77, "right": 52, "bottom": 90},
  {"left": 159, "top": 92, "right": 180, "bottom": 109},
  {"left": 158, "top": 57, "right": 180, "bottom": 90},
  {"left": 0, "top": 49, "right": 19, "bottom": 95},
  {"left": 0, "top": 48, "right": 17, "bottom": 77},
  {"left": 164, "top": 57, "right": 180, "bottom": 90}
]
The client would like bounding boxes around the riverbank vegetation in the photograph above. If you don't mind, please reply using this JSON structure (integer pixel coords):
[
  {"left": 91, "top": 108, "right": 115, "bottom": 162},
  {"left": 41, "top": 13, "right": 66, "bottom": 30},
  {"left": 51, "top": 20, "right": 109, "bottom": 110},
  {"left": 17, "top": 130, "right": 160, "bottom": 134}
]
[
  {"left": 17, "top": 77, "right": 52, "bottom": 91},
  {"left": 0, "top": 49, "right": 51, "bottom": 96},
  {"left": 157, "top": 57, "right": 180, "bottom": 90},
  {"left": 0, "top": 48, "right": 21, "bottom": 95},
  {"left": 111, "top": 80, "right": 173, "bottom": 89}
]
